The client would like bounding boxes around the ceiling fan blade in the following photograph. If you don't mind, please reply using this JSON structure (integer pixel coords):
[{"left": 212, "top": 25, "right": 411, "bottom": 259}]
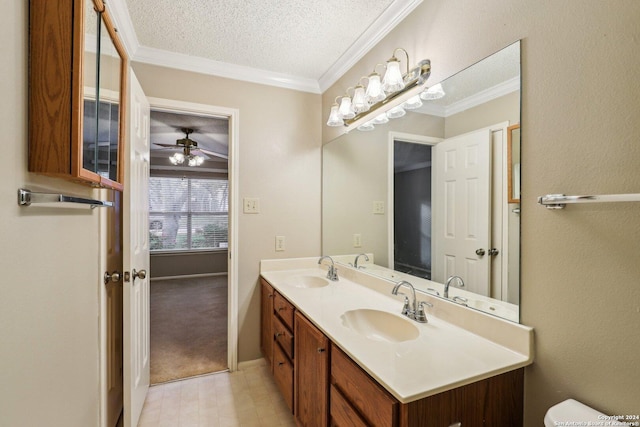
[{"left": 194, "top": 147, "right": 228, "bottom": 160}]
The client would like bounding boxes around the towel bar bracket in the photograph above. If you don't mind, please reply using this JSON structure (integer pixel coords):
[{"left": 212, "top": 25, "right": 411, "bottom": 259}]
[{"left": 17, "top": 188, "right": 113, "bottom": 209}]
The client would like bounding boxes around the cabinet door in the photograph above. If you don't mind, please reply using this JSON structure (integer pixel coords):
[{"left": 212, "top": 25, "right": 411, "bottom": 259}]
[
  {"left": 331, "top": 346, "right": 398, "bottom": 427},
  {"left": 260, "top": 279, "right": 274, "bottom": 370},
  {"left": 28, "top": 0, "right": 126, "bottom": 190},
  {"left": 295, "top": 312, "right": 329, "bottom": 427}
]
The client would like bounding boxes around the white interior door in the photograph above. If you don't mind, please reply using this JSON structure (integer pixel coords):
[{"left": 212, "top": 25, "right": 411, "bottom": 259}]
[
  {"left": 433, "top": 129, "right": 491, "bottom": 295},
  {"left": 123, "top": 70, "right": 151, "bottom": 427}
]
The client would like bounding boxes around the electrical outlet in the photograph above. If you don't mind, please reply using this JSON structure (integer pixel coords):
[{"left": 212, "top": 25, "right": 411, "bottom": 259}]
[
  {"left": 353, "top": 234, "right": 362, "bottom": 248},
  {"left": 243, "top": 197, "right": 260, "bottom": 214},
  {"left": 275, "top": 236, "right": 285, "bottom": 252},
  {"left": 373, "top": 201, "right": 385, "bottom": 214}
]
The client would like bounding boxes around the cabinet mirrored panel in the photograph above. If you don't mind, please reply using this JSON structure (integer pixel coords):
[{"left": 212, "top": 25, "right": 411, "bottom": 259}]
[{"left": 29, "top": 0, "right": 127, "bottom": 190}]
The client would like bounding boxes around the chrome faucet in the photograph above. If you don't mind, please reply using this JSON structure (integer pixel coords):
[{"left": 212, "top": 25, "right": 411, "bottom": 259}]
[
  {"left": 391, "top": 280, "right": 431, "bottom": 323},
  {"left": 444, "top": 276, "right": 464, "bottom": 299},
  {"left": 318, "top": 256, "right": 339, "bottom": 281},
  {"left": 353, "top": 253, "right": 369, "bottom": 269}
]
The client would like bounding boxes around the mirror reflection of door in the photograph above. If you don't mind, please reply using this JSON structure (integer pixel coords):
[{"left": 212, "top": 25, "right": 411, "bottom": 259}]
[{"left": 432, "top": 129, "right": 492, "bottom": 296}]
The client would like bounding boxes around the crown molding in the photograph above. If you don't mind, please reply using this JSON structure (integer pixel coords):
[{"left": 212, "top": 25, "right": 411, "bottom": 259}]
[
  {"left": 445, "top": 76, "right": 520, "bottom": 116},
  {"left": 415, "top": 77, "right": 521, "bottom": 118},
  {"left": 317, "top": 0, "right": 423, "bottom": 92},
  {"left": 134, "top": 46, "right": 321, "bottom": 93},
  {"left": 103, "top": 0, "right": 421, "bottom": 94}
]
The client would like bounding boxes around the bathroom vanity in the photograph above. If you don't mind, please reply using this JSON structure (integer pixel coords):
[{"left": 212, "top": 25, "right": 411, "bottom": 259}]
[{"left": 260, "top": 257, "right": 534, "bottom": 427}]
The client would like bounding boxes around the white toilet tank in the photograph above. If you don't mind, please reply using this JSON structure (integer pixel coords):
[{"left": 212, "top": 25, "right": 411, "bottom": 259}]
[{"left": 544, "top": 399, "right": 608, "bottom": 426}]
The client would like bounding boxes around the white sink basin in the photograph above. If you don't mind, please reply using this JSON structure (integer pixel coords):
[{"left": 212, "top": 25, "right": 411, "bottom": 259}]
[
  {"left": 285, "top": 275, "right": 330, "bottom": 288},
  {"left": 340, "top": 309, "right": 419, "bottom": 343}
]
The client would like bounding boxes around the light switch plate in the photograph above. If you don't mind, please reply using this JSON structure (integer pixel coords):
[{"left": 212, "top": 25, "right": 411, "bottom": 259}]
[
  {"left": 275, "top": 236, "right": 285, "bottom": 252},
  {"left": 243, "top": 197, "right": 260, "bottom": 214}
]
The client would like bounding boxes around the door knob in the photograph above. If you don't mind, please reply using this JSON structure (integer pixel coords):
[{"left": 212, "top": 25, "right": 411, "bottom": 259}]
[
  {"left": 475, "top": 248, "right": 485, "bottom": 257},
  {"left": 488, "top": 248, "right": 500, "bottom": 256},
  {"left": 132, "top": 268, "right": 147, "bottom": 280},
  {"left": 103, "top": 271, "right": 122, "bottom": 285}
]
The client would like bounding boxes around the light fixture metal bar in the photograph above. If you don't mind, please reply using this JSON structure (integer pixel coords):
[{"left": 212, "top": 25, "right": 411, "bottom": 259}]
[{"left": 344, "top": 59, "right": 431, "bottom": 129}]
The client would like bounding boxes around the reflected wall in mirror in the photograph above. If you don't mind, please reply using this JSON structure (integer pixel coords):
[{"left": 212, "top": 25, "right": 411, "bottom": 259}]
[{"left": 322, "top": 41, "right": 521, "bottom": 322}]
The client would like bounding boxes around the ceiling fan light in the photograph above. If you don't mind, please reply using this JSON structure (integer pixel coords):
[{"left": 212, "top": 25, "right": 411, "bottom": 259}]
[{"left": 170, "top": 152, "right": 185, "bottom": 165}]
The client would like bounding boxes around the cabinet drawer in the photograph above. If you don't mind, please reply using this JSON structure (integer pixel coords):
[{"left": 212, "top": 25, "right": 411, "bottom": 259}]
[
  {"left": 273, "top": 291, "right": 295, "bottom": 330},
  {"left": 331, "top": 346, "right": 398, "bottom": 427},
  {"left": 273, "top": 314, "right": 294, "bottom": 359},
  {"left": 330, "top": 384, "right": 368, "bottom": 427},
  {"left": 273, "top": 340, "right": 294, "bottom": 413}
]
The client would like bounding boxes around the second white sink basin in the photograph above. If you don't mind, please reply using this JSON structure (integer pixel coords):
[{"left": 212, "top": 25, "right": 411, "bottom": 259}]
[
  {"left": 285, "top": 275, "right": 330, "bottom": 288},
  {"left": 341, "top": 309, "right": 419, "bottom": 343}
]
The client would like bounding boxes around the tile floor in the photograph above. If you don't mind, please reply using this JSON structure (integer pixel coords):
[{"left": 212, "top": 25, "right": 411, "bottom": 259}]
[{"left": 138, "top": 359, "right": 296, "bottom": 427}]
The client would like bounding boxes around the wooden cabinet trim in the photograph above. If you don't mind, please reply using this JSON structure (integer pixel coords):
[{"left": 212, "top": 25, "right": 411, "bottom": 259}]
[
  {"left": 273, "top": 339, "right": 294, "bottom": 413},
  {"left": 273, "top": 291, "right": 295, "bottom": 330},
  {"left": 273, "top": 314, "right": 294, "bottom": 360},
  {"left": 331, "top": 345, "right": 398, "bottom": 427},
  {"left": 330, "top": 384, "right": 368, "bottom": 427},
  {"left": 294, "top": 311, "right": 329, "bottom": 427}
]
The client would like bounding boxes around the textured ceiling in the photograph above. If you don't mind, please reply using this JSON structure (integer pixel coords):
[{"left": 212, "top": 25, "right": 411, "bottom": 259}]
[{"left": 124, "top": 0, "right": 395, "bottom": 81}]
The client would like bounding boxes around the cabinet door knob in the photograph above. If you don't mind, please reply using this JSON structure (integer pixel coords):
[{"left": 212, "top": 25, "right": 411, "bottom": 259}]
[
  {"left": 278, "top": 307, "right": 286, "bottom": 311},
  {"left": 317, "top": 348, "right": 326, "bottom": 353},
  {"left": 275, "top": 332, "right": 283, "bottom": 338},
  {"left": 278, "top": 361, "right": 285, "bottom": 366}
]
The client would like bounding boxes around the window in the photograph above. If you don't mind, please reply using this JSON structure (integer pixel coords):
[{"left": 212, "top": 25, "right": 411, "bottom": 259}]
[{"left": 149, "top": 177, "right": 228, "bottom": 251}]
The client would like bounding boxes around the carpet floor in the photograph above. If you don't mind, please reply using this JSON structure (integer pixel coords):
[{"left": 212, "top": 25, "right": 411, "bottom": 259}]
[{"left": 150, "top": 276, "right": 228, "bottom": 384}]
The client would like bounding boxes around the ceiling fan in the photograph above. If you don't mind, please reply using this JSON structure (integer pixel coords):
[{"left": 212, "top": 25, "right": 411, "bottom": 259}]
[{"left": 155, "top": 127, "right": 228, "bottom": 166}]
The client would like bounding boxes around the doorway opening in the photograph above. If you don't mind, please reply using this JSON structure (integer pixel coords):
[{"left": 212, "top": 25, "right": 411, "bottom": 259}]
[
  {"left": 148, "top": 109, "right": 230, "bottom": 384},
  {"left": 393, "top": 140, "right": 433, "bottom": 279}
]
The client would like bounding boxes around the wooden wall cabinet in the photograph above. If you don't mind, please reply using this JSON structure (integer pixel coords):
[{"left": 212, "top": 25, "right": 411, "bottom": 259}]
[{"left": 29, "top": 0, "right": 128, "bottom": 190}]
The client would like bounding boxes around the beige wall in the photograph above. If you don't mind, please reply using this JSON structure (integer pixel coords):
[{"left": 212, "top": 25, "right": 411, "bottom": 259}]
[
  {"left": 445, "top": 91, "right": 520, "bottom": 138},
  {"left": 132, "top": 62, "right": 322, "bottom": 362},
  {"left": 323, "top": 0, "right": 640, "bottom": 423},
  {"left": 0, "top": 2, "right": 102, "bottom": 426}
]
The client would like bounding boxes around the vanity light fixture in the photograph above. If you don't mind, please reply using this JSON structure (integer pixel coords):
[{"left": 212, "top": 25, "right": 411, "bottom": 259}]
[{"left": 325, "top": 48, "right": 431, "bottom": 131}]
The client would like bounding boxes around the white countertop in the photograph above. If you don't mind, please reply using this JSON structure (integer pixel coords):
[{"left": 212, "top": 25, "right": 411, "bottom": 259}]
[{"left": 260, "top": 257, "right": 534, "bottom": 404}]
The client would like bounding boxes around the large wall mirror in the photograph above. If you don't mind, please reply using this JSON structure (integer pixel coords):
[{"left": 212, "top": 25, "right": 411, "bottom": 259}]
[{"left": 322, "top": 41, "right": 521, "bottom": 322}]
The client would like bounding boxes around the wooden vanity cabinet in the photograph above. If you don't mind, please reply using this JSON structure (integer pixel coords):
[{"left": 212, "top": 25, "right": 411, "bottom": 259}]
[
  {"left": 29, "top": 0, "right": 127, "bottom": 190},
  {"left": 295, "top": 312, "right": 329, "bottom": 427},
  {"left": 260, "top": 279, "right": 274, "bottom": 370},
  {"left": 259, "top": 277, "right": 525, "bottom": 426}
]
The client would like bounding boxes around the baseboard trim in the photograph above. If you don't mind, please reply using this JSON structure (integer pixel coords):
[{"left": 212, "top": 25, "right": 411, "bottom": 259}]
[{"left": 150, "top": 272, "right": 227, "bottom": 281}]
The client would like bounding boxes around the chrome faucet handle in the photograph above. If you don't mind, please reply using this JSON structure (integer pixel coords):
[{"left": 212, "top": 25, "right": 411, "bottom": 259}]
[
  {"left": 400, "top": 295, "right": 411, "bottom": 316},
  {"left": 426, "top": 287, "right": 440, "bottom": 297},
  {"left": 452, "top": 296, "right": 468, "bottom": 306},
  {"left": 415, "top": 301, "right": 433, "bottom": 323},
  {"left": 327, "top": 265, "right": 339, "bottom": 281}
]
